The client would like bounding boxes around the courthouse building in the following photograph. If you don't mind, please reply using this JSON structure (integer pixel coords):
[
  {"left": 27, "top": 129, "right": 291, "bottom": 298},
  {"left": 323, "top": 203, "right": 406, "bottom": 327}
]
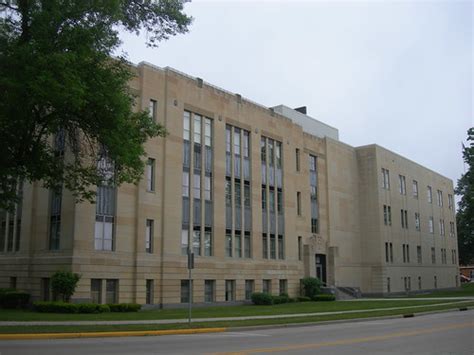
[{"left": 0, "top": 62, "right": 459, "bottom": 305}]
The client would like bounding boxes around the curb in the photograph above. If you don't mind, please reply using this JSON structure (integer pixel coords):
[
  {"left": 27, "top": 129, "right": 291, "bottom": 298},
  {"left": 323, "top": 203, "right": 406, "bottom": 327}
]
[{"left": 0, "top": 327, "right": 227, "bottom": 340}]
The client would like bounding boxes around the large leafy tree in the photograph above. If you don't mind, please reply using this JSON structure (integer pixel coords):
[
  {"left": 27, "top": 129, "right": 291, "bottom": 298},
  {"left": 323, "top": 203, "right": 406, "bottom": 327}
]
[
  {"left": 0, "top": 0, "right": 192, "bottom": 209},
  {"left": 456, "top": 127, "right": 474, "bottom": 265}
]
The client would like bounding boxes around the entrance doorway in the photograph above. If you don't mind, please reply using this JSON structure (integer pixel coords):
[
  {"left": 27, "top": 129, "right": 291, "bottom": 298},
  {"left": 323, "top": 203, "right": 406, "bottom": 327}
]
[{"left": 315, "top": 254, "right": 327, "bottom": 284}]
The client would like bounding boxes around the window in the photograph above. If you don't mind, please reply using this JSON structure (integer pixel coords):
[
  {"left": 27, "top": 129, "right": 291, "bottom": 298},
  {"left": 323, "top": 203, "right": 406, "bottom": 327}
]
[
  {"left": 225, "top": 280, "right": 235, "bottom": 301},
  {"left": 295, "top": 148, "right": 300, "bottom": 172},
  {"left": 235, "top": 231, "right": 242, "bottom": 258},
  {"left": 434, "top": 275, "right": 438, "bottom": 289},
  {"left": 389, "top": 242, "right": 393, "bottom": 263},
  {"left": 146, "top": 158, "right": 155, "bottom": 192},
  {"left": 193, "top": 228, "right": 201, "bottom": 256},
  {"left": 428, "top": 217, "right": 434, "bottom": 234},
  {"left": 263, "top": 279, "right": 271, "bottom": 294},
  {"left": 383, "top": 205, "right": 392, "bottom": 226},
  {"left": 106, "top": 279, "right": 118, "bottom": 304},
  {"left": 9, "top": 276, "right": 16, "bottom": 289},
  {"left": 145, "top": 219, "right": 154, "bottom": 253},
  {"left": 399, "top": 175, "right": 406, "bottom": 195},
  {"left": 262, "top": 234, "right": 268, "bottom": 259},
  {"left": 244, "top": 232, "right": 251, "bottom": 258},
  {"left": 415, "top": 213, "right": 420, "bottom": 231},
  {"left": 41, "top": 278, "right": 51, "bottom": 301},
  {"left": 91, "top": 279, "right": 102, "bottom": 304},
  {"left": 182, "top": 171, "right": 189, "bottom": 197},
  {"left": 439, "top": 219, "right": 445, "bottom": 236},
  {"left": 270, "top": 234, "right": 276, "bottom": 259},
  {"left": 418, "top": 276, "right": 422, "bottom": 290},
  {"left": 400, "top": 209, "right": 408, "bottom": 229},
  {"left": 245, "top": 280, "right": 255, "bottom": 300},
  {"left": 412, "top": 180, "right": 418, "bottom": 198},
  {"left": 427, "top": 186, "right": 432, "bottom": 203},
  {"left": 381, "top": 168, "right": 390, "bottom": 189},
  {"left": 296, "top": 192, "right": 301, "bottom": 216},
  {"left": 225, "top": 231, "right": 232, "bottom": 257},
  {"left": 309, "top": 155, "right": 318, "bottom": 233},
  {"left": 49, "top": 188, "right": 62, "bottom": 250},
  {"left": 149, "top": 99, "right": 157, "bottom": 121},
  {"left": 387, "top": 277, "right": 391, "bottom": 293},
  {"left": 95, "top": 186, "right": 115, "bottom": 251},
  {"left": 146, "top": 279, "right": 154, "bottom": 304},
  {"left": 449, "top": 221, "right": 455, "bottom": 237},
  {"left": 402, "top": 244, "right": 410, "bottom": 263},
  {"left": 431, "top": 247, "right": 436, "bottom": 264},
  {"left": 181, "top": 229, "right": 188, "bottom": 256},
  {"left": 193, "top": 173, "right": 200, "bottom": 199},
  {"left": 448, "top": 194, "right": 453, "bottom": 210},
  {"left": 437, "top": 190, "right": 443, "bottom": 207},
  {"left": 417, "top": 245, "right": 422, "bottom": 264},
  {"left": 298, "top": 236, "right": 302, "bottom": 261},
  {"left": 385, "top": 242, "right": 390, "bottom": 263},
  {"left": 279, "top": 279, "right": 287, "bottom": 295},
  {"left": 183, "top": 111, "right": 191, "bottom": 140},
  {"left": 204, "top": 229, "right": 212, "bottom": 257},
  {"left": 181, "top": 280, "right": 192, "bottom": 303},
  {"left": 278, "top": 235, "right": 284, "bottom": 259},
  {"left": 193, "top": 114, "right": 201, "bottom": 144},
  {"left": 204, "top": 280, "right": 215, "bottom": 303}
]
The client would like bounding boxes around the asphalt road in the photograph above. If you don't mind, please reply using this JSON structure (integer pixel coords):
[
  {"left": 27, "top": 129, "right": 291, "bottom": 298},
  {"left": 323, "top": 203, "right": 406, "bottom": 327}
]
[{"left": 1, "top": 310, "right": 473, "bottom": 355}]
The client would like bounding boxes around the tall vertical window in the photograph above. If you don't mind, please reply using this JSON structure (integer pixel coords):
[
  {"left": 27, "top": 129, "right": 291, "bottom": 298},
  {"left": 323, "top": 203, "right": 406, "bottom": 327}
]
[
  {"left": 245, "top": 280, "right": 254, "bottom": 300},
  {"left": 399, "top": 175, "right": 406, "bottom": 195},
  {"left": 204, "top": 280, "right": 215, "bottom": 303},
  {"left": 449, "top": 221, "right": 455, "bottom": 237},
  {"left": 145, "top": 219, "right": 154, "bottom": 253},
  {"left": 296, "top": 192, "right": 301, "bottom": 216},
  {"left": 181, "top": 280, "right": 192, "bottom": 303},
  {"left": 431, "top": 247, "right": 436, "bottom": 264},
  {"left": 182, "top": 111, "right": 213, "bottom": 256},
  {"left": 279, "top": 279, "right": 287, "bottom": 295},
  {"left": 437, "top": 190, "right": 443, "bottom": 207},
  {"left": 427, "top": 186, "right": 432, "bottom": 203},
  {"left": 106, "top": 279, "right": 118, "bottom": 304},
  {"left": 146, "top": 279, "right": 154, "bottom": 304},
  {"left": 146, "top": 158, "right": 155, "bottom": 192},
  {"left": 225, "top": 280, "right": 235, "bottom": 301},
  {"left": 381, "top": 168, "right": 390, "bottom": 189},
  {"left": 149, "top": 99, "right": 157, "bottom": 121},
  {"left": 263, "top": 279, "right": 272, "bottom": 294},
  {"left": 261, "top": 135, "right": 283, "bottom": 261},
  {"left": 49, "top": 188, "right": 62, "bottom": 250},
  {"left": 383, "top": 205, "right": 392, "bottom": 226},
  {"left": 0, "top": 182, "right": 23, "bottom": 252},
  {"left": 417, "top": 245, "right": 422, "bottom": 264},
  {"left": 298, "top": 236, "right": 302, "bottom": 261},
  {"left": 428, "top": 217, "right": 434, "bottom": 234},
  {"left": 415, "top": 212, "right": 420, "bottom": 231},
  {"left": 448, "top": 194, "right": 453, "bottom": 210},
  {"left": 295, "top": 148, "right": 300, "bottom": 172},
  {"left": 95, "top": 151, "right": 115, "bottom": 251},
  {"left": 385, "top": 242, "right": 390, "bottom": 263},
  {"left": 91, "top": 279, "right": 102, "bottom": 304},
  {"left": 309, "top": 155, "right": 318, "bottom": 234},
  {"left": 400, "top": 209, "right": 408, "bottom": 229},
  {"left": 439, "top": 219, "right": 445, "bottom": 236},
  {"left": 227, "top": 125, "right": 251, "bottom": 259},
  {"left": 412, "top": 180, "right": 418, "bottom": 198}
]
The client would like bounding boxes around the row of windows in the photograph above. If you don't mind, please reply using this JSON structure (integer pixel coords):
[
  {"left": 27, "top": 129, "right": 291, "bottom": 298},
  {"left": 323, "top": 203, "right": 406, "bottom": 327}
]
[
  {"left": 381, "top": 168, "right": 454, "bottom": 209},
  {"left": 0, "top": 182, "right": 23, "bottom": 253},
  {"left": 180, "top": 279, "right": 288, "bottom": 303},
  {"left": 386, "top": 275, "right": 458, "bottom": 293},
  {"left": 382, "top": 205, "right": 455, "bottom": 236},
  {"left": 385, "top": 242, "right": 457, "bottom": 265}
]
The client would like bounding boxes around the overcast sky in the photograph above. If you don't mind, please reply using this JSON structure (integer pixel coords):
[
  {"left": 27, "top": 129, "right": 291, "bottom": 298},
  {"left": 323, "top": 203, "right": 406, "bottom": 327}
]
[{"left": 119, "top": 0, "right": 473, "bottom": 190}]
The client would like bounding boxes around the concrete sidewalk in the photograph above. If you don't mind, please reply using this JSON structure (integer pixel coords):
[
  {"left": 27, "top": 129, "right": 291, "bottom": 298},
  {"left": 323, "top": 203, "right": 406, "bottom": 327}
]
[{"left": 0, "top": 299, "right": 472, "bottom": 327}]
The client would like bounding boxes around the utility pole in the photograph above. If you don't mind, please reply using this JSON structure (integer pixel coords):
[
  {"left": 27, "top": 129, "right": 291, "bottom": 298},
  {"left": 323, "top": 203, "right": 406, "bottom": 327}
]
[{"left": 187, "top": 249, "right": 194, "bottom": 325}]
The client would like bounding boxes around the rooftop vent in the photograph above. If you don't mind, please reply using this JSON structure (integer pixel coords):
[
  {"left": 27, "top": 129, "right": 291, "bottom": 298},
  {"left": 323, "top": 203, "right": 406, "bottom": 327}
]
[{"left": 294, "top": 106, "right": 307, "bottom": 114}]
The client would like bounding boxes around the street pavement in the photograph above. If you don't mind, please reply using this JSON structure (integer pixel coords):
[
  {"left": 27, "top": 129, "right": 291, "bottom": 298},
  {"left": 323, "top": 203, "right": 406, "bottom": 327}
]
[{"left": 0, "top": 310, "right": 472, "bottom": 354}]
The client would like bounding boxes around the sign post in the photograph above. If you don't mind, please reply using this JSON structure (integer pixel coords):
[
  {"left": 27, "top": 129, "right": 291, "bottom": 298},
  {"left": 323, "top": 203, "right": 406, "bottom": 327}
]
[{"left": 187, "top": 250, "right": 194, "bottom": 325}]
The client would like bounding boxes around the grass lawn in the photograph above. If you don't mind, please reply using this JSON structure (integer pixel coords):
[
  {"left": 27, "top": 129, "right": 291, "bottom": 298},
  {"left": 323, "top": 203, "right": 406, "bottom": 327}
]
[
  {"left": 0, "top": 299, "right": 467, "bottom": 322},
  {"left": 409, "top": 283, "right": 474, "bottom": 298},
  {"left": 0, "top": 301, "right": 472, "bottom": 334}
]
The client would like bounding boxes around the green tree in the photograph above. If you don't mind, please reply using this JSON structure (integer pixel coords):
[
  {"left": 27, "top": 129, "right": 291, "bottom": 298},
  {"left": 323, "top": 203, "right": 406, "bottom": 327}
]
[
  {"left": 301, "top": 277, "right": 322, "bottom": 298},
  {"left": 0, "top": 0, "right": 192, "bottom": 209},
  {"left": 51, "top": 270, "right": 81, "bottom": 302},
  {"left": 456, "top": 128, "right": 474, "bottom": 265}
]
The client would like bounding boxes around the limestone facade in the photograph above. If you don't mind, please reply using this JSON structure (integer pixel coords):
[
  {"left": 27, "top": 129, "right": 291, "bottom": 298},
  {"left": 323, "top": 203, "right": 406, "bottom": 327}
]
[{"left": 0, "top": 62, "right": 459, "bottom": 305}]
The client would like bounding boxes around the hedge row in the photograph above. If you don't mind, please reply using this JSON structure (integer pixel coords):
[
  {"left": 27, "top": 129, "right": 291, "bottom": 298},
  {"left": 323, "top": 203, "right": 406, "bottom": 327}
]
[
  {"left": 0, "top": 288, "right": 30, "bottom": 309},
  {"left": 33, "top": 302, "right": 141, "bottom": 313},
  {"left": 251, "top": 292, "right": 335, "bottom": 305}
]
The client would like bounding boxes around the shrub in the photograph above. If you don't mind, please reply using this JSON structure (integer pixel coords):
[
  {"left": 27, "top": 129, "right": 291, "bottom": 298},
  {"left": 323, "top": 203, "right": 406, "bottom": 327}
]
[
  {"left": 51, "top": 271, "right": 81, "bottom": 302},
  {"left": 251, "top": 292, "right": 273, "bottom": 305},
  {"left": 271, "top": 296, "right": 283, "bottom": 304},
  {"left": 0, "top": 291, "right": 30, "bottom": 309},
  {"left": 301, "top": 277, "right": 322, "bottom": 298},
  {"left": 312, "top": 294, "right": 336, "bottom": 302},
  {"left": 108, "top": 303, "right": 141, "bottom": 312},
  {"left": 33, "top": 301, "right": 110, "bottom": 313},
  {"left": 296, "top": 296, "right": 311, "bottom": 302}
]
